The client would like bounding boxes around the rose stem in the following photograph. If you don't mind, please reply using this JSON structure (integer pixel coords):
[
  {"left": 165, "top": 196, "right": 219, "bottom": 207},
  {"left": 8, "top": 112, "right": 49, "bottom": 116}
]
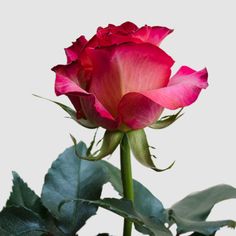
[{"left": 120, "top": 134, "right": 134, "bottom": 236}]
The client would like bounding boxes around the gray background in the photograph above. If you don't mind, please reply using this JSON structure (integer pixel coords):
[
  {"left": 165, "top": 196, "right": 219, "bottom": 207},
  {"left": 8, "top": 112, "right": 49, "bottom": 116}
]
[{"left": 0, "top": 0, "right": 236, "bottom": 235}]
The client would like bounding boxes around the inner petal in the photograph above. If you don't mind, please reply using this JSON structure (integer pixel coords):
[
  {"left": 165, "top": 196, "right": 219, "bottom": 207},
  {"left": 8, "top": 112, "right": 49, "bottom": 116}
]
[{"left": 87, "top": 43, "right": 174, "bottom": 117}]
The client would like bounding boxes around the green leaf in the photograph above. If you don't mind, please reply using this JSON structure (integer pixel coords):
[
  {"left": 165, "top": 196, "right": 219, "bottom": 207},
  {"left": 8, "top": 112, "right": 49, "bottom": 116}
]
[
  {"left": 41, "top": 143, "right": 111, "bottom": 235},
  {"left": 6, "top": 172, "right": 46, "bottom": 217},
  {"left": 127, "top": 129, "right": 174, "bottom": 171},
  {"left": 78, "top": 198, "right": 172, "bottom": 236},
  {"left": 41, "top": 140, "right": 168, "bottom": 235},
  {"left": 0, "top": 206, "right": 48, "bottom": 235},
  {"left": 168, "top": 184, "right": 236, "bottom": 235},
  {"left": 0, "top": 227, "right": 11, "bottom": 236},
  {"left": 33, "top": 94, "right": 97, "bottom": 129},
  {"left": 75, "top": 130, "right": 123, "bottom": 161},
  {"left": 6, "top": 172, "right": 65, "bottom": 236},
  {"left": 149, "top": 108, "right": 183, "bottom": 129},
  {"left": 170, "top": 210, "right": 234, "bottom": 235}
]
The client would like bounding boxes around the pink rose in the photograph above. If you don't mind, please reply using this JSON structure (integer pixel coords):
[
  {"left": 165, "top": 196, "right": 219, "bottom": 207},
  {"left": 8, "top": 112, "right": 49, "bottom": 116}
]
[{"left": 53, "top": 22, "right": 208, "bottom": 131}]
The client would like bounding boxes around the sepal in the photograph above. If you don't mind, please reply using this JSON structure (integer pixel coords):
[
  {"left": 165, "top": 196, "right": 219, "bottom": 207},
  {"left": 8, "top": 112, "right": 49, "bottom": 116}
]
[
  {"left": 72, "top": 130, "right": 123, "bottom": 161},
  {"left": 33, "top": 94, "right": 97, "bottom": 128},
  {"left": 127, "top": 129, "right": 174, "bottom": 171},
  {"left": 149, "top": 108, "right": 183, "bottom": 129}
]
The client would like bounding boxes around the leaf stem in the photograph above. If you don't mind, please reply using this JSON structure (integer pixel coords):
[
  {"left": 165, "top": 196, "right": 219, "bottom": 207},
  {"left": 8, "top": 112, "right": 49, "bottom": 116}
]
[{"left": 120, "top": 134, "right": 134, "bottom": 236}]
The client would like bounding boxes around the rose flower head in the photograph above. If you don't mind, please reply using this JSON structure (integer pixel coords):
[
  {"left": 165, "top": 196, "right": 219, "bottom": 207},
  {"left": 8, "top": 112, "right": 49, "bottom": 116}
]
[
  {"left": 52, "top": 22, "right": 208, "bottom": 169},
  {"left": 53, "top": 22, "right": 208, "bottom": 131}
]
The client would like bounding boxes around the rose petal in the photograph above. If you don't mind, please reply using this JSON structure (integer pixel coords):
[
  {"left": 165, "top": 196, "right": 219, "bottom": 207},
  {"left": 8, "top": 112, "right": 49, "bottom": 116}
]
[
  {"left": 52, "top": 63, "right": 119, "bottom": 130},
  {"left": 133, "top": 26, "right": 173, "bottom": 46},
  {"left": 97, "top": 22, "right": 138, "bottom": 36},
  {"left": 87, "top": 43, "right": 174, "bottom": 117},
  {"left": 92, "top": 22, "right": 173, "bottom": 47},
  {"left": 118, "top": 93, "right": 164, "bottom": 129},
  {"left": 67, "top": 95, "right": 84, "bottom": 119},
  {"left": 65, "top": 36, "right": 87, "bottom": 63},
  {"left": 80, "top": 96, "right": 120, "bottom": 130},
  {"left": 94, "top": 22, "right": 141, "bottom": 47},
  {"left": 139, "top": 66, "right": 208, "bottom": 109},
  {"left": 52, "top": 62, "right": 85, "bottom": 96}
]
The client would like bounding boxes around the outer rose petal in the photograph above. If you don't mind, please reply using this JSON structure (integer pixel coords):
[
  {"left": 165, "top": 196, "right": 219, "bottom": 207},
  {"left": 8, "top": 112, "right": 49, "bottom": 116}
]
[
  {"left": 65, "top": 36, "right": 87, "bottom": 63},
  {"left": 52, "top": 64, "right": 119, "bottom": 130},
  {"left": 133, "top": 26, "right": 173, "bottom": 46},
  {"left": 87, "top": 43, "right": 174, "bottom": 116},
  {"left": 118, "top": 93, "right": 164, "bottom": 129},
  {"left": 52, "top": 62, "right": 84, "bottom": 96},
  {"left": 139, "top": 66, "right": 208, "bottom": 110}
]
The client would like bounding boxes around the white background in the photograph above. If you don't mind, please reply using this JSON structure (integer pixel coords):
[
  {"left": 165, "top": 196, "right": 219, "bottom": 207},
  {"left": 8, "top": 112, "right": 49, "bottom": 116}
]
[{"left": 1, "top": 1, "right": 236, "bottom": 235}]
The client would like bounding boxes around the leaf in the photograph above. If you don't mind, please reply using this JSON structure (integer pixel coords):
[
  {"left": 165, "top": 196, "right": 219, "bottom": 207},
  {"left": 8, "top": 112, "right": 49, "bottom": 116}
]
[
  {"left": 149, "top": 108, "right": 183, "bottom": 129},
  {"left": 75, "top": 130, "right": 123, "bottom": 161},
  {"left": 78, "top": 198, "right": 172, "bottom": 236},
  {"left": 170, "top": 210, "right": 234, "bottom": 235},
  {"left": 0, "top": 206, "right": 48, "bottom": 235},
  {"left": 33, "top": 94, "right": 97, "bottom": 129},
  {"left": 168, "top": 184, "right": 236, "bottom": 235},
  {"left": 41, "top": 143, "right": 111, "bottom": 235},
  {"left": 0, "top": 227, "right": 11, "bottom": 236},
  {"left": 41, "top": 140, "right": 168, "bottom": 235},
  {"left": 6, "top": 172, "right": 65, "bottom": 236},
  {"left": 6, "top": 172, "right": 46, "bottom": 217},
  {"left": 127, "top": 129, "right": 174, "bottom": 171}
]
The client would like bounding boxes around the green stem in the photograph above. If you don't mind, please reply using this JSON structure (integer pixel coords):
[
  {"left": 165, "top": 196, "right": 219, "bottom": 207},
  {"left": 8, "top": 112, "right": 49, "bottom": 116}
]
[{"left": 120, "top": 134, "right": 134, "bottom": 236}]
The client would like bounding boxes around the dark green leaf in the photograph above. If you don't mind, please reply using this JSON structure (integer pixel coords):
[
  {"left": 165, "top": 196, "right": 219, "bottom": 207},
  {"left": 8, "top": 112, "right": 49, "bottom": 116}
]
[
  {"left": 41, "top": 143, "right": 110, "bottom": 235},
  {"left": 33, "top": 94, "right": 97, "bottom": 129},
  {"left": 168, "top": 184, "right": 236, "bottom": 235},
  {"left": 41, "top": 140, "right": 168, "bottom": 235},
  {"left": 149, "top": 109, "right": 183, "bottom": 129},
  {"left": 79, "top": 198, "right": 172, "bottom": 236},
  {"left": 6, "top": 172, "right": 46, "bottom": 217},
  {"left": 127, "top": 129, "right": 174, "bottom": 171},
  {"left": 6, "top": 172, "right": 67, "bottom": 236},
  {"left": 0, "top": 206, "right": 48, "bottom": 235},
  {"left": 0, "top": 227, "right": 11, "bottom": 236}
]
